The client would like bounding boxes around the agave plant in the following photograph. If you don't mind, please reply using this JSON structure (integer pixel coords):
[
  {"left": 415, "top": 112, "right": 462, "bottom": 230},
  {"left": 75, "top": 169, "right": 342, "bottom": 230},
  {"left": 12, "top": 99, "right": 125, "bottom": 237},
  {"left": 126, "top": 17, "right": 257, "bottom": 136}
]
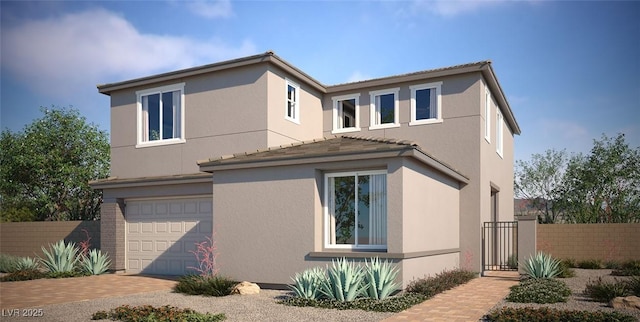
[
  {"left": 523, "top": 252, "right": 561, "bottom": 279},
  {"left": 364, "top": 257, "right": 399, "bottom": 300},
  {"left": 39, "top": 240, "right": 81, "bottom": 273},
  {"left": 15, "top": 257, "right": 41, "bottom": 271},
  {"left": 289, "top": 267, "right": 327, "bottom": 300},
  {"left": 319, "top": 257, "right": 367, "bottom": 302},
  {"left": 81, "top": 249, "right": 111, "bottom": 275}
]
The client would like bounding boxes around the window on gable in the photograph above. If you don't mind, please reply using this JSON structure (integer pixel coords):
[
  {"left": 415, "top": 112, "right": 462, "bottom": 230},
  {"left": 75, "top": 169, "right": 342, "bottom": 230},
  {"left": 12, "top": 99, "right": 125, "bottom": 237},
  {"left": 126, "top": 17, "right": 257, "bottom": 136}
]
[
  {"left": 369, "top": 88, "right": 399, "bottom": 129},
  {"left": 410, "top": 82, "right": 442, "bottom": 126},
  {"left": 332, "top": 94, "right": 360, "bottom": 133},
  {"left": 496, "top": 109, "right": 504, "bottom": 157},
  {"left": 136, "top": 83, "right": 185, "bottom": 147},
  {"left": 286, "top": 79, "right": 300, "bottom": 123},
  {"left": 485, "top": 86, "right": 491, "bottom": 143},
  {"left": 325, "top": 171, "right": 387, "bottom": 250}
]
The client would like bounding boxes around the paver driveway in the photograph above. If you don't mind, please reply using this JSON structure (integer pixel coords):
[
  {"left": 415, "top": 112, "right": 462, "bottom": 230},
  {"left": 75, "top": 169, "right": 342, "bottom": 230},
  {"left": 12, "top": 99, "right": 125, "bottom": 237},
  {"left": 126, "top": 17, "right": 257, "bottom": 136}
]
[{"left": 0, "top": 274, "right": 177, "bottom": 309}]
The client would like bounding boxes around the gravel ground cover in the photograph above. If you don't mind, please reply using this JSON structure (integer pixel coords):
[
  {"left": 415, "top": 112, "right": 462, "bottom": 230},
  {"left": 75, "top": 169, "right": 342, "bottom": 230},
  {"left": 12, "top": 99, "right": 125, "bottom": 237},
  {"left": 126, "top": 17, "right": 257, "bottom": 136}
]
[
  {"left": 487, "top": 268, "right": 640, "bottom": 321},
  {"left": 2, "top": 289, "right": 394, "bottom": 322}
]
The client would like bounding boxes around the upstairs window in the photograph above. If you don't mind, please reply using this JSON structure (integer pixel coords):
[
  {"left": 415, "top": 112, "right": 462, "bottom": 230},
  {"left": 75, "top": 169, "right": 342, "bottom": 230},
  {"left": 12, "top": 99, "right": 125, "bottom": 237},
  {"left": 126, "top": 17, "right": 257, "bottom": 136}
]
[
  {"left": 410, "top": 82, "right": 442, "bottom": 125},
  {"left": 325, "top": 170, "right": 387, "bottom": 250},
  {"left": 286, "top": 79, "right": 300, "bottom": 123},
  {"left": 496, "top": 109, "right": 504, "bottom": 157},
  {"left": 485, "top": 86, "right": 491, "bottom": 143},
  {"left": 332, "top": 94, "right": 360, "bottom": 133},
  {"left": 136, "top": 83, "right": 185, "bottom": 147},
  {"left": 369, "top": 88, "right": 399, "bottom": 129}
]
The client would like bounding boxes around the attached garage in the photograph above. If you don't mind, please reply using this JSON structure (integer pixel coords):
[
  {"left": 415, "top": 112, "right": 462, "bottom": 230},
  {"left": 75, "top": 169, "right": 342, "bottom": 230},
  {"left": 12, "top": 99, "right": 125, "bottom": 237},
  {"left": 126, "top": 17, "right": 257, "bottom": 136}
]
[{"left": 125, "top": 197, "right": 212, "bottom": 275}]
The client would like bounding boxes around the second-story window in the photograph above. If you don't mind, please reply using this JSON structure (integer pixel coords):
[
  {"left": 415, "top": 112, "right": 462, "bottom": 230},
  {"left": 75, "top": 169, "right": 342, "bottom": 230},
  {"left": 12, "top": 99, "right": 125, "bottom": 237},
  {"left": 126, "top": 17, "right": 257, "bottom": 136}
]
[
  {"left": 410, "top": 81, "right": 442, "bottom": 126},
  {"left": 136, "top": 83, "right": 185, "bottom": 148},
  {"left": 286, "top": 79, "right": 300, "bottom": 123},
  {"left": 332, "top": 94, "right": 360, "bottom": 133},
  {"left": 496, "top": 109, "right": 504, "bottom": 157},
  {"left": 369, "top": 88, "right": 399, "bottom": 129},
  {"left": 485, "top": 86, "right": 491, "bottom": 143}
]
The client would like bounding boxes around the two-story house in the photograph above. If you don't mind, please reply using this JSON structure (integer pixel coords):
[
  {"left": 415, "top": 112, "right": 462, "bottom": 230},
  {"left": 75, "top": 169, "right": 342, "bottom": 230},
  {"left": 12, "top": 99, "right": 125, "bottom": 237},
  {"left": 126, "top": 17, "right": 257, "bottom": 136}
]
[{"left": 92, "top": 51, "right": 520, "bottom": 288}]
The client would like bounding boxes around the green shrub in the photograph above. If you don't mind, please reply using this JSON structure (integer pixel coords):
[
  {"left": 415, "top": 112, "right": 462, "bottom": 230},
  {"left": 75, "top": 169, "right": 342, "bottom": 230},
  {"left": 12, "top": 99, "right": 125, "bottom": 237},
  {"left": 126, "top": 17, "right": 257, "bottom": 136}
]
[
  {"left": 506, "top": 278, "right": 571, "bottom": 303},
  {"left": 405, "top": 268, "right": 476, "bottom": 298},
  {"left": 280, "top": 293, "right": 428, "bottom": 313},
  {"left": 557, "top": 260, "right": 576, "bottom": 278},
  {"left": 611, "top": 260, "right": 640, "bottom": 276},
  {"left": 289, "top": 267, "right": 327, "bottom": 300},
  {"left": 522, "top": 252, "right": 561, "bottom": 279},
  {"left": 0, "top": 254, "right": 20, "bottom": 273},
  {"left": 363, "top": 257, "right": 399, "bottom": 300},
  {"left": 91, "top": 305, "right": 225, "bottom": 322},
  {"left": 81, "top": 249, "right": 111, "bottom": 275},
  {"left": 561, "top": 258, "right": 578, "bottom": 268},
  {"left": 577, "top": 259, "right": 602, "bottom": 269},
  {"left": 0, "top": 269, "right": 47, "bottom": 282},
  {"left": 15, "top": 257, "right": 40, "bottom": 271},
  {"left": 174, "top": 275, "right": 236, "bottom": 297},
  {"left": 39, "top": 240, "right": 81, "bottom": 274},
  {"left": 627, "top": 276, "right": 640, "bottom": 296},
  {"left": 604, "top": 260, "right": 623, "bottom": 270},
  {"left": 319, "top": 257, "right": 367, "bottom": 302},
  {"left": 584, "top": 277, "right": 629, "bottom": 302},
  {"left": 486, "top": 306, "right": 636, "bottom": 322}
]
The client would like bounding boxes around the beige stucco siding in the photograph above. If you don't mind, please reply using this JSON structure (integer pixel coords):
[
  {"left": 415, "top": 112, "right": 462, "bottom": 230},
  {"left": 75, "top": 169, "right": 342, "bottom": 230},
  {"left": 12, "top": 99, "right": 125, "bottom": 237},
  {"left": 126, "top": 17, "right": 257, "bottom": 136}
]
[{"left": 401, "top": 158, "right": 460, "bottom": 253}]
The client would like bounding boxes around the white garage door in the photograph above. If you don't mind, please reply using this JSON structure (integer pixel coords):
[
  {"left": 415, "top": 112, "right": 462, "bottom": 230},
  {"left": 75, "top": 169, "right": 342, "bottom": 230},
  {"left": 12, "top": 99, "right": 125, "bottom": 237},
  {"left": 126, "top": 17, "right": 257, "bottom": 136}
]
[{"left": 126, "top": 197, "right": 212, "bottom": 275}]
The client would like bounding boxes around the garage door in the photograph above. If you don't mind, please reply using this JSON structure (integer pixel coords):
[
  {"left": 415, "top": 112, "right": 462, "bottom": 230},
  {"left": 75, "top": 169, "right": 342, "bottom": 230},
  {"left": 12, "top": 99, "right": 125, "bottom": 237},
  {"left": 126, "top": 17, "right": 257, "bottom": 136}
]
[{"left": 126, "top": 197, "right": 212, "bottom": 275}]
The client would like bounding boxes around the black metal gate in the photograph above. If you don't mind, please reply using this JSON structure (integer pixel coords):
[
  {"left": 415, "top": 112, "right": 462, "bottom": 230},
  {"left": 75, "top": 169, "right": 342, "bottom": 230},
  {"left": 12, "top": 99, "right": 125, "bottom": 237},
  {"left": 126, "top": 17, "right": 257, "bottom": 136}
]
[{"left": 482, "top": 221, "right": 518, "bottom": 271}]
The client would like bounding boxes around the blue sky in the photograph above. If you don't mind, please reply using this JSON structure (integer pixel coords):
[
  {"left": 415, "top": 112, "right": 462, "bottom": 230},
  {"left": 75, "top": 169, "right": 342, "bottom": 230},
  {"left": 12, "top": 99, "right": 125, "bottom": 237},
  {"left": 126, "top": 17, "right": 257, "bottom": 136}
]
[{"left": 1, "top": 0, "right": 638, "bottom": 163}]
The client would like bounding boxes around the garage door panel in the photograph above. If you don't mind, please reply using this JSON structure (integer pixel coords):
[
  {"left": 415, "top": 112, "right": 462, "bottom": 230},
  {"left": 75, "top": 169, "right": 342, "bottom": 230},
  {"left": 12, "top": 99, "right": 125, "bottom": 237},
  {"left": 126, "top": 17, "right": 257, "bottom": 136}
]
[{"left": 126, "top": 197, "right": 212, "bottom": 275}]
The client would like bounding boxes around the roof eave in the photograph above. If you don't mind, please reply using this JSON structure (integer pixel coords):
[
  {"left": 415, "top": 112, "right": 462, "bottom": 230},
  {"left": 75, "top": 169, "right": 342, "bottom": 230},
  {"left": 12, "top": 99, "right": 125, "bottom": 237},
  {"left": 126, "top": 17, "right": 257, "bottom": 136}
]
[
  {"left": 482, "top": 65, "right": 521, "bottom": 135},
  {"left": 89, "top": 173, "right": 211, "bottom": 189}
]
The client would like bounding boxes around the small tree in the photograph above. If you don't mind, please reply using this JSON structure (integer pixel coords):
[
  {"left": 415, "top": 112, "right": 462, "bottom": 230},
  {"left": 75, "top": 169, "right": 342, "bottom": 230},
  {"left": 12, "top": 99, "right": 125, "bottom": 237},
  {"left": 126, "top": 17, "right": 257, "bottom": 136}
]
[{"left": 0, "top": 107, "right": 110, "bottom": 221}]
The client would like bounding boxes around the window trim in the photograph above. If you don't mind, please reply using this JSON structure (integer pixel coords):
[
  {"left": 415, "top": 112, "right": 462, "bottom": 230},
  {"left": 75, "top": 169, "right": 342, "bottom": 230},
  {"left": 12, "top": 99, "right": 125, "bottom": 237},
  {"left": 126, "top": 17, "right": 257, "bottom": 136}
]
[
  {"left": 135, "top": 83, "right": 186, "bottom": 148},
  {"left": 496, "top": 108, "right": 504, "bottom": 158},
  {"left": 332, "top": 93, "right": 361, "bottom": 134},
  {"left": 485, "top": 86, "right": 491, "bottom": 143},
  {"left": 369, "top": 88, "right": 400, "bottom": 130},
  {"left": 323, "top": 169, "right": 388, "bottom": 251},
  {"left": 285, "top": 78, "right": 300, "bottom": 124},
  {"left": 409, "top": 81, "right": 443, "bottom": 126}
]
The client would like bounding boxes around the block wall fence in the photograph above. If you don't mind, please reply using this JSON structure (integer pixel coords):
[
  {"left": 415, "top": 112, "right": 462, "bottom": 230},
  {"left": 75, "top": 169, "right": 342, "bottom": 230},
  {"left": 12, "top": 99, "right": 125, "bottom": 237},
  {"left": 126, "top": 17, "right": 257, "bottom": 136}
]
[
  {"left": 537, "top": 223, "right": 640, "bottom": 262},
  {"left": 0, "top": 221, "right": 100, "bottom": 258}
]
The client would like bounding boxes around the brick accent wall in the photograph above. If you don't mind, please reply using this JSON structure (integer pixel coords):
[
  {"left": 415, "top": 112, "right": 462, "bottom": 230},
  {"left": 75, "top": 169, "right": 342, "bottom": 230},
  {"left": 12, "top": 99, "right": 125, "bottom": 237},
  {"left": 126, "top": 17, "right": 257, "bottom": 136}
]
[
  {"left": 0, "top": 221, "right": 100, "bottom": 258},
  {"left": 537, "top": 223, "right": 640, "bottom": 262},
  {"left": 100, "top": 199, "right": 126, "bottom": 271}
]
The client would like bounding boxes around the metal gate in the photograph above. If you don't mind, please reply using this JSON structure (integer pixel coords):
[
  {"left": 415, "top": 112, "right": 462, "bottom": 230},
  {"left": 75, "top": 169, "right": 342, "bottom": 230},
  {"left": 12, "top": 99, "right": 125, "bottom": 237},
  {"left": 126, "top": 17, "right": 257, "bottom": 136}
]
[{"left": 482, "top": 221, "right": 518, "bottom": 271}]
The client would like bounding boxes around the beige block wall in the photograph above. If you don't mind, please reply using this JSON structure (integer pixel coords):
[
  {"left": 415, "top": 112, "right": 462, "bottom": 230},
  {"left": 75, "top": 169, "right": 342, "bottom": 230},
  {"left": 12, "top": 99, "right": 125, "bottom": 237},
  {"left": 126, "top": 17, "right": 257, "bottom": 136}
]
[
  {"left": 537, "top": 224, "right": 640, "bottom": 261},
  {"left": 0, "top": 221, "right": 100, "bottom": 258}
]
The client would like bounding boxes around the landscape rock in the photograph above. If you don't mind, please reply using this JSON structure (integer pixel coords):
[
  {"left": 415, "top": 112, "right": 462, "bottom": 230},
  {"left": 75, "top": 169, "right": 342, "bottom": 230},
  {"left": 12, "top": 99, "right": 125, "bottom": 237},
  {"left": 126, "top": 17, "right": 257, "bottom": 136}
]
[
  {"left": 610, "top": 296, "right": 640, "bottom": 311},
  {"left": 231, "top": 281, "right": 260, "bottom": 295}
]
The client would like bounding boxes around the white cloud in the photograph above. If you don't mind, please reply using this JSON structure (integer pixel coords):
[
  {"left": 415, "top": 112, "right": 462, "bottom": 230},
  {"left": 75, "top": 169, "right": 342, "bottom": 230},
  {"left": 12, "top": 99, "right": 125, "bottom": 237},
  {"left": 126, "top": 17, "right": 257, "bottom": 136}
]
[
  {"left": 186, "top": 0, "right": 233, "bottom": 19},
  {"left": 409, "top": 0, "right": 506, "bottom": 17},
  {"left": 1, "top": 8, "right": 256, "bottom": 99},
  {"left": 346, "top": 71, "right": 371, "bottom": 83}
]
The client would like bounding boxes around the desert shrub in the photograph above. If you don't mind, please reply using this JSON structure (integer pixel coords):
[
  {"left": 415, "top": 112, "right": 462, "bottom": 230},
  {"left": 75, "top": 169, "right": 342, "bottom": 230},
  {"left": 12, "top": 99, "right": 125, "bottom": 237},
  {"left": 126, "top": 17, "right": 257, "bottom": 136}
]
[
  {"left": 627, "top": 276, "right": 640, "bottom": 296},
  {"left": 611, "top": 260, "right": 640, "bottom": 276},
  {"left": 289, "top": 267, "right": 327, "bottom": 300},
  {"left": 91, "top": 305, "right": 225, "bottom": 322},
  {"left": 506, "top": 278, "right": 571, "bottom": 304},
  {"left": 280, "top": 293, "right": 427, "bottom": 312},
  {"left": 39, "top": 240, "right": 81, "bottom": 274},
  {"left": 557, "top": 260, "right": 576, "bottom": 278},
  {"left": 522, "top": 252, "right": 561, "bottom": 279},
  {"left": 319, "top": 257, "right": 367, "bottom": 302},
  {"left": 363, "top": 257, "right": 400, "bottom": 300},
  {"left": 0, "top": 254, "right": 20, "bottom": 273},
  {"left": 405, "top": 268, "right": 477, "bottom": 298},
  {"left": 15, "top": 257, "right": 41, "bottom": 271},
  {"left": 584, "top": 277, "right": 629, "bottom": 302},
  {"left": 577, "top": 259, "right": 602, "bottom": 269},
  {"left": 605, "top": 260, "right": 623, "bottom": 270},
  {"left": 561, "top": 258, "right": 578, "bottom": 268},
  {"left": 80, "top": 249, "right": 111, "bottom": 275},
  {"left": 486, "top": 306, "right": 635, "bottom": 322},
  {"left": 0, "top": 269, "right": 47, "bottom": 282},
  {"left": 174, "top": 275, "right": 236, "bottom": 297}
]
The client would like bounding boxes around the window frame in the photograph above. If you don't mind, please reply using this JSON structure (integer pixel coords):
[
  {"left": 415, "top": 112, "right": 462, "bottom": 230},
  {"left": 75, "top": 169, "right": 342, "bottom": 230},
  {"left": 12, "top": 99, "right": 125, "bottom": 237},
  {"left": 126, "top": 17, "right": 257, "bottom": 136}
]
[
  {"left": 496, "top": 108, "right": 504, "bottom": 158},
  {"left": 135, "top": 83, "right": 186, "bottom": 148},
  {"left": 485, "top": 86, "right": 491, "bottom": 143},
  {"left": 332, "top": 93, "right": 361, "bottom": 134},
  {"left": 409, "top": 81, "right": 443, "bottom": 126},
  {"left": 285, "top": 78, "right": 300, "bottom": 124},
  {"left": 369, "top": 88, "right": 400, "bottom": 130},
  {"left": 323, "top": 169, "right": 388, "bottom": 251}
]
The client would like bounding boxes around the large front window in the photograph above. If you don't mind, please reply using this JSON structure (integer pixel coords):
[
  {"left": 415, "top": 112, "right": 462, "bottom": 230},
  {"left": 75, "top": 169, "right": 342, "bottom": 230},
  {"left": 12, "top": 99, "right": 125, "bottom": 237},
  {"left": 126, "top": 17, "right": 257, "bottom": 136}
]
[
  {"left": 325, "top": 171, "right": 387, "bottom": 249},
  {"left": 136, "top": 83, "right": 185, "bottom": 147},
  {"left": 369, "top": 88, "right": 399, "bottom": 129}
]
